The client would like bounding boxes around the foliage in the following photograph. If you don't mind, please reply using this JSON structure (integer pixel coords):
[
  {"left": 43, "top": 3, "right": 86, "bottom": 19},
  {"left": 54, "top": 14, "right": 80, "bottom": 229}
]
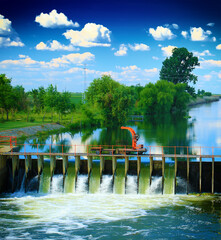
[
  {"left": 138, "top": 80, "right": 189, "bottom": 115},
  {"left": 30, "top": 87, "right": 46, "bottom": 113},
  {"left": 197, "top": 89, "right": 212, "bottom": 97},
  {"left": 86, "top": 75, "right": 132, "bottom": 125},
  {"left": 0, "top": 74, "right": 14, "bottom": 120},
  {"left": 160, "top": 47, "right": 199, "bottom": 95}
]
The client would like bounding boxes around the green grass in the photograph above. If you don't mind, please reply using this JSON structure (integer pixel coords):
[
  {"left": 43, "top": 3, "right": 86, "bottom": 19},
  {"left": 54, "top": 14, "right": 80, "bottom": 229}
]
[{"left": 0, "top": 121, "right": 46, "bottom": 131}]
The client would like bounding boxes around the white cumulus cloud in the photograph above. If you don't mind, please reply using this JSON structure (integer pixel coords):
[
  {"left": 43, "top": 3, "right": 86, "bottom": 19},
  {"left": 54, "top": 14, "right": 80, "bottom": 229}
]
[
  {"left": 161, "top": 45, "right": 177, "bottom": 57},
  {"left": 193, "top": 50, "right": 212, "bottom": 58},
  {"left": 0, "top": 52, "right": 95, "bottom": 69},
  {"left": 63, "top": 23, "right": 111, "bottom": 47},
  {"left": 35, "top": 9, "right": 79, "bottom": 28},
  {"left": 216, "top": 44, "right": 221, "bottom": 50},
  {"left": 0, "top": 15, "right": 24, "bottom": 47},
  {"left": 149, "top": 26, "right": 175, "bottom": 41},
  {"left": 181, "top": 31, "right": 188, "bottom": 39},
  {"left": 114, "top": 44, "right": 128, "bottom": 56},
  {"left": 200, "top": 60, "right": 221, "bottom": 68},
  {"left": 128, "top": 43, "right": 150, "bottom": 51},
  {"left": 190, "top": 27, "right": 212, "bottom": 41},
  {"left": 36, "top": 40, "right": 79, "bottom": 51},
  {"left": 207, "top": 23, "right": 215, "bottom": 27}
]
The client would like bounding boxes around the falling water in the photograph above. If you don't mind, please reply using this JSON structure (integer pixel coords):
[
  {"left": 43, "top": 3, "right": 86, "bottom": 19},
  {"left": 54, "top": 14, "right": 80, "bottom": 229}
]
[
  {"left": 51, "top": 175, "right": 63, "bottom": 193},
  {"left": 99, "top": 175, "right": 113, "bottom": 193},
  {"left": 125, "top": 175, "right": 137, "bottom": 194},
  {"left": 75, "top": 175, "right": 88, "bottom": 193},
  {"left": 148, "top": 176, "right": 162, "bottom": 194}
]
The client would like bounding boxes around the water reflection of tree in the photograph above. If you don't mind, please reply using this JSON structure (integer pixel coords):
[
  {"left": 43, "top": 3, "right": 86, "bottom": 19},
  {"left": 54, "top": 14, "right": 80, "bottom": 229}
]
[
  {"left": 88, "top": 127, "right": 132, "bottom": 147},
  {"left": 137, "top": 114, "right": 194, "bottom": 154}
]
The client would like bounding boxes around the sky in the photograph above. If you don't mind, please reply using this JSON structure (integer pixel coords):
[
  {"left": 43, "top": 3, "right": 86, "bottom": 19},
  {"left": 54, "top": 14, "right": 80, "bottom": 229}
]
[{"left": 0, "top": 0, "right": 221, "bottom": 93}]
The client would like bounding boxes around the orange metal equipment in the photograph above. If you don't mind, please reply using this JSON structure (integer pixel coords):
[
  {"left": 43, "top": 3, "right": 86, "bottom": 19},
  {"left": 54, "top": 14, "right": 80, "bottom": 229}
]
[{"left": 121, "top": 126, "right": 143, "bottom": 150}]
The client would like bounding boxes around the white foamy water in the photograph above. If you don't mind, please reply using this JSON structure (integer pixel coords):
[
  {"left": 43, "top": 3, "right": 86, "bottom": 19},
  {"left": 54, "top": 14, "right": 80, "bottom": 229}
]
[
  {"left": 99, "top": 175, "right": 113, "bottom": 193},
  {"left": 148, "top": 176, "right": 162, "bottom": 194},
  {"left": 51, "top": 175, "right": 63, "bottom": 193},
  {"left": 75, "top": 175, "right": 88, "bottom": 193},
  {"left": 125, "top": 175, "right": 137, "bottom": 194}
]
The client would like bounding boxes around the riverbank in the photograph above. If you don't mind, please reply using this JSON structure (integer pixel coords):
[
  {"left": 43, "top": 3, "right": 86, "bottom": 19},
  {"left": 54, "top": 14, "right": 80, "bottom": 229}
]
[
  {"left": 0, "top": 123, "right": 65, "bottom": 139},
  {"left": 188, "top": 95, "right": 220, "bottom": 107}
]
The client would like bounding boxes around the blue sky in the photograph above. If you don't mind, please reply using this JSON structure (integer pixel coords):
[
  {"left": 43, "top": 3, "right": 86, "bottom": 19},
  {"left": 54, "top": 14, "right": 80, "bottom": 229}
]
[{"left": 0, "top": 0, "right": 221, "bottom": 93}]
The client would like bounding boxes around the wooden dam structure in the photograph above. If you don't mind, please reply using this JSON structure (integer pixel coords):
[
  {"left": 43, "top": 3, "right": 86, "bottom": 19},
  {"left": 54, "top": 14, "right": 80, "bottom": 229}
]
[{"left": 0, "top": 136, "right": 221, "bottom": 194}]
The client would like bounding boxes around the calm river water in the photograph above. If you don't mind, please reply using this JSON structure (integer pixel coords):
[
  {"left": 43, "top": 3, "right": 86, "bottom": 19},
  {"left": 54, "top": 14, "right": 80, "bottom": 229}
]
[{"left": 0, "top": 100, "right": 221, "bottom": 239}]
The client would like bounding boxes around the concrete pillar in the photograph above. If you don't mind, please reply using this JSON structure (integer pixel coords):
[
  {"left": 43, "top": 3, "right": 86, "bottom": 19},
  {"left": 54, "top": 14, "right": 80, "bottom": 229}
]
[
  {"left": 150, "top": 156, "right": 153, "bottom": 185},
  {"left": 162, "top": 157, "right": 165, "bottom": 194},
  {"left": 0, "top": 155, "right": 7, "bottom": 193},
  {"left": 63, "top": 156, "right": 68, "bottom": 189},
  {"left": 37, "top": 155, "right": 44, "bottom": 192},
  {"left": 87, "top": 156, "right": 92, "bottom": 189},
  {"left": 75, "top": 155, "right": 80, "bottom": 183},
  {"left": 50, "top": 156, "right": 56, "bottom": 182},
  {"left": 174, "top": 157, "right": 177, "bottom": 194},
  {"left": 12, "top": 155, "right": 19, "bottom": 192},
  {"left": 187, "top": 157, "right": 190, "bottom": 194},
  {"left": 25, "top": 155, "right": 32, "bottom": 192},
  {"left": 112, "top": 156, "right": 117, "bottom": 186},
  {"left": 137, "top": 156, "right": 141, "bottom": 193},
  {"left": 212, "top": 157, "right": 214, "bottom": 194},
  {"left": 25, "top": 155, "right": 32, "bottom": 177},
  {"left": 100, "top": 156, "right": 105, "bottom": 183},
  {"left": 38, "top": 155, "right": 44, "bottom": 177},
  {"left": 125, "top": 157, "right": 129, "bottom": 177},
  {"left": 199, "top": 157, "right": 202, "bottom": 193}
]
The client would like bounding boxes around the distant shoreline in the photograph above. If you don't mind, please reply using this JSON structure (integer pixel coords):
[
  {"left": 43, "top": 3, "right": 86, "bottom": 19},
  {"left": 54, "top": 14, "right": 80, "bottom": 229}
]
[{"left": 188, "top": 96, "right": 220, "bottom": 107}]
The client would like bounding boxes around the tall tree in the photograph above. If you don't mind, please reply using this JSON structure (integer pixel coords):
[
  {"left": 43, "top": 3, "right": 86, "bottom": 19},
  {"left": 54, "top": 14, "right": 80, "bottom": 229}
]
[
  {"left": 0, "top": 74, "right": 14, "bottom": 120},
  {"left": 86, "top": 75, "right": 132, "bottom": 125},
  {"left": 45, "top": 84, "right": 58, "bottom": 121},
  {"left": 160, "top": 47, "right": 199, "bottom": 95}
]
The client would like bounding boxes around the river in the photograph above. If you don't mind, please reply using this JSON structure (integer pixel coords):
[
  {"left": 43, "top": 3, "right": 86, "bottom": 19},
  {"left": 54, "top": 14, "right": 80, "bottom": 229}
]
[{"left": 0, "top": 101, "right": 221, "bottom": 239}]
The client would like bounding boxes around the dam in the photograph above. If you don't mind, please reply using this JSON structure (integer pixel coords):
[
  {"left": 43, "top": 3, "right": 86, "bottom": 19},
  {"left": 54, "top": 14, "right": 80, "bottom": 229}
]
[{"left": 0, "top": 140, "right": 221, "bottom": 195}]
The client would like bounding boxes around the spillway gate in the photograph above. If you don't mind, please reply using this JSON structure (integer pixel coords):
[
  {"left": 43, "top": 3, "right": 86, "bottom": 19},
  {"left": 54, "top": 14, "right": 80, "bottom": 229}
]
[{"left": 0, "top": 143, "right": 221, "bottom": 194}]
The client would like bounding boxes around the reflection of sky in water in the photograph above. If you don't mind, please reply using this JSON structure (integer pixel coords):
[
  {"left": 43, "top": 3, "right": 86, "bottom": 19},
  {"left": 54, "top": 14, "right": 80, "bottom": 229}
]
[
  {"left": 188, "top": 100, "right": 221, "bottom": 148},
  {"left": 21, "top": 101, "right": 221, "bottom": 156}
]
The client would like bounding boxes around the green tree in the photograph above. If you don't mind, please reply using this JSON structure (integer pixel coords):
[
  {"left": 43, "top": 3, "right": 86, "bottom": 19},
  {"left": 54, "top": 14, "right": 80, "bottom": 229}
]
[
  {"left": 45, "top": 84, "right": 58, "bottom": 121},
  {"left": 86, "top": 75, "right": 132, "bottom": 125},
  {"left": 13, "top": 85, "right": 28, "bottom": 111},
  {"left": 160, "top": 47, "right": 199, "bottom": 95},
  {"left": 56, "top": 91, "right": 72, "bottom": 120},
  {"left": 139, "top": 80, "right": 189, "bottom": 115},
  {"left": 31, "top": 86, "right": 46, "bottom": 113},
  {"left": 0, "top": 74, "right": 14, "bottom": 120}
]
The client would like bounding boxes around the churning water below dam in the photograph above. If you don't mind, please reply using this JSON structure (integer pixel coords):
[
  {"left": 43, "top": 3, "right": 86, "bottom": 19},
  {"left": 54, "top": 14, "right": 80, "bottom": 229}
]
[{"left": 0, "top": 162, "right": 221, "bottom": 239}]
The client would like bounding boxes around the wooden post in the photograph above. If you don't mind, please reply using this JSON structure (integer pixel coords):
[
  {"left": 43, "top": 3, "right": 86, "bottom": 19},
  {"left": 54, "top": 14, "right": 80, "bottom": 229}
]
[
  {"left": 137, "top": 156, "right": 141, "bottom": 194},
  {"left": 174, "top": 157, "right": 177, "bottom": 194},
  {"left": 212, "top": 157, "right": 214, "bottom": 194},
  {"left": 150, "top": 156, "right": 153, "bottom": 185},
  {"left": 187, "top": 157, "right": 189, "bottom": 195},
  {"left": 162, "top": 157, "right": 165, "bottom": 194},
  {"left": 199, "top": 157, "right": 202, "bottom": 193}
]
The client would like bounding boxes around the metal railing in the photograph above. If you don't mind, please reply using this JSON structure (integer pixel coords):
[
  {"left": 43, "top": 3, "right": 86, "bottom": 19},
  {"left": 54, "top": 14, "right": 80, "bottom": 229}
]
[{"left": 0, "top": 136, "right": 17, "bottom": 148}]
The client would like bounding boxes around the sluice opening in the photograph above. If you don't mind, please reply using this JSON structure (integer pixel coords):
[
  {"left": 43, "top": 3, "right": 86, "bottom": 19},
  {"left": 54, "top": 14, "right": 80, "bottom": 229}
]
[{"left": 1, "top": 154, "right": 220, "bottom": 195}]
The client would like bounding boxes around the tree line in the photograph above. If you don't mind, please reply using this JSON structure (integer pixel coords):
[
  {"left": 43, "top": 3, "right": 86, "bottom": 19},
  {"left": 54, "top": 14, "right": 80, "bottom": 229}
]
[
  {"left": 0, "top": 47, "right": 210, "bottom": 125},
  {"left": 0, "top": 74, "right": 73, "bottom": 121}
]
